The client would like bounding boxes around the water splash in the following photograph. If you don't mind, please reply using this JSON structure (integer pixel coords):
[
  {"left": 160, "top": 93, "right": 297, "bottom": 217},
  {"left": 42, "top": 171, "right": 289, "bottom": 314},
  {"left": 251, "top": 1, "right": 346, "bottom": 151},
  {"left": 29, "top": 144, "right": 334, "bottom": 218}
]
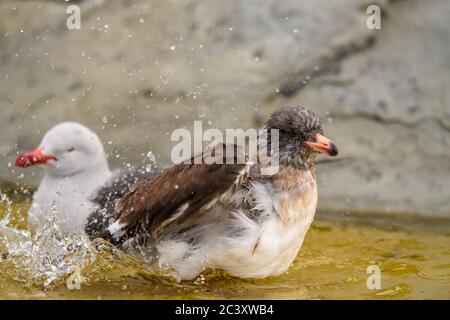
[
  {"left": 0, "top": 202, "right": 97, "bottom": 288},
  {"left": 0, "top": 191, "right": 13, "bottom": 227},
  {"left": 2, "top": 190, "right": 449, "bottom": 299},
  {"left": 0, "top": 191, "right": 174, "bottom": 290}
]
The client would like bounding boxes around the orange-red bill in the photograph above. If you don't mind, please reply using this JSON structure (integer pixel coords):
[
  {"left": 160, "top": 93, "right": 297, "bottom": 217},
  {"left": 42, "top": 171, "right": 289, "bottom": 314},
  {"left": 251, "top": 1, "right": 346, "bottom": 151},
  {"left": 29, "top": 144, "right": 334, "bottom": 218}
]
[
  {"left": 304, "top": 134, "right": 338, "bottom": 156},
  {"left": 15, "top": 147, "right": 57, "bottom": 168}
]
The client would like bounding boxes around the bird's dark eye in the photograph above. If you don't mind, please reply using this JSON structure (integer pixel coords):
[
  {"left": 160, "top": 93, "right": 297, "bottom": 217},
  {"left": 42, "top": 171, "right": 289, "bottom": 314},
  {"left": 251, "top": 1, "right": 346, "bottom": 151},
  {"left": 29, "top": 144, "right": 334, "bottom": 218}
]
[{"left": 67, "top": 147, "right": 75, "bottom": 153}]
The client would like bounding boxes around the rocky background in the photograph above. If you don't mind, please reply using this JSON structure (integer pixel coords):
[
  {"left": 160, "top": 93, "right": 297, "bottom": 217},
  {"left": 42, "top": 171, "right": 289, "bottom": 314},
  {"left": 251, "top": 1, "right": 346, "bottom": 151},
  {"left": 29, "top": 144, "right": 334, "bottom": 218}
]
[{"left": 0, "top": 0, "right": 449, "bottom": 217}]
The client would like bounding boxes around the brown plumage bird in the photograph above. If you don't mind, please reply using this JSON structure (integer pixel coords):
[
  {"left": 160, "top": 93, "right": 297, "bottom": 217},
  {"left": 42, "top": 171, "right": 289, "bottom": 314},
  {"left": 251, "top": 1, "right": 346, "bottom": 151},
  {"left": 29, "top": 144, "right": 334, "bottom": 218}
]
[{"left": 87, "top": 106, "right": 338, "bottom": 280}]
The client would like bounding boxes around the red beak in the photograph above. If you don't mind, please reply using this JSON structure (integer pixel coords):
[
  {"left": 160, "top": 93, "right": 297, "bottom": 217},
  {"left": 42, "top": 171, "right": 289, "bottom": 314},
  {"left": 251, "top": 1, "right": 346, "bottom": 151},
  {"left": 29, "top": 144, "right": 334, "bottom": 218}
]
[
  {"left": 304, "top": 134, "right": 339, "bottom": 156},
  {"left": 15, "top": 147, "right": 57, "bottom": 168}
]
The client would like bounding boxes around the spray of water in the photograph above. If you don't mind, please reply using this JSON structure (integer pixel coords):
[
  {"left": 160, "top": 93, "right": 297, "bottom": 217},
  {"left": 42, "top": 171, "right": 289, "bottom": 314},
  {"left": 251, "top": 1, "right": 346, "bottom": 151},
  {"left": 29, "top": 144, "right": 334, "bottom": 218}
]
[
  {"left": 0, "top": 182, "right": 177, "bottom": 291},
  {"left": 0, "top": 195, "right": 96, "bottom": 288}
]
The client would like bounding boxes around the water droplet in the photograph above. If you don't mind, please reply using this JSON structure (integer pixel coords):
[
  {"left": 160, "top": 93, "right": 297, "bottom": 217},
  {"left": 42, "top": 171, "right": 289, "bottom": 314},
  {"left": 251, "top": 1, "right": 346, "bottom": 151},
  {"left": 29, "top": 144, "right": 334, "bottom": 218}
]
[{"left": 327, "top": 116, "right": 334, "bottom": 124}]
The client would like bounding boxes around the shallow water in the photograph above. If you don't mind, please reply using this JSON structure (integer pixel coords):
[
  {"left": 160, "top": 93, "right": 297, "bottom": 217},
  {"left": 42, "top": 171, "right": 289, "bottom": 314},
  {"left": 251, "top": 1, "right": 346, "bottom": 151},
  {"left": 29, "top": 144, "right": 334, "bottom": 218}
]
[{"left": 0, "top": 201, "right": 449, "bottom": 300}]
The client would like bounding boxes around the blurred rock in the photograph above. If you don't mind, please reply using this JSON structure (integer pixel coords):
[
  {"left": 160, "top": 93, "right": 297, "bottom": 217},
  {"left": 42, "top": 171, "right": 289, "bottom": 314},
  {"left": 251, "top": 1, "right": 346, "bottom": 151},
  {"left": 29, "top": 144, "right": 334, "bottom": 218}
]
[{"left": 0, "top": 0, "right": 448, "bottom": 216}]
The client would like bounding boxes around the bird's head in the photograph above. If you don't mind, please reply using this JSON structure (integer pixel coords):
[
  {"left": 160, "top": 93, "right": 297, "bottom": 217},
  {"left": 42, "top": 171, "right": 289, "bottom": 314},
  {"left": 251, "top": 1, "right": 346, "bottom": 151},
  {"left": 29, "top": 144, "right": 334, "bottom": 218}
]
[
  {"left": 15, "top": 122, "right": 108, "bottom": 177},
  {"left": 265, "top": 106, "right": 338, "bottom": 167}
]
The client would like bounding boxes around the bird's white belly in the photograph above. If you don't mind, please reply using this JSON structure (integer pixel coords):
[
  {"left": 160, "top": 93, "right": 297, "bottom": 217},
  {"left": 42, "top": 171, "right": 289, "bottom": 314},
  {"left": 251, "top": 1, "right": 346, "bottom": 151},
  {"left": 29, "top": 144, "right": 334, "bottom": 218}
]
[
  {"left": 28, "top": 174, "right": 105, "bottom": 234},
  {"left": 212, "top": 178, "right": 318, "bottom": 279},
  {"left": 161, "top": 187, "right": 318, "bottom": 280},
  {"left": 29, "top": 190, "right": 94, "bottom": 234},
  {"left": 211, "top": 202, "right": 316, "bottom": 279},
  {"left": 153, "top": 173, "right": 318, "bottom": 280}
]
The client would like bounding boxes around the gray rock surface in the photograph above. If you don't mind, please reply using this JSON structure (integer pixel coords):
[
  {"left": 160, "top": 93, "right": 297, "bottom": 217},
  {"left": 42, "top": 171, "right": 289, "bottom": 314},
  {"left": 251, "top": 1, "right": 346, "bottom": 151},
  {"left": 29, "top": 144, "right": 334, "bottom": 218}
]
[{"left": 0, "top": 0, "right": 448, "bottom": 217}]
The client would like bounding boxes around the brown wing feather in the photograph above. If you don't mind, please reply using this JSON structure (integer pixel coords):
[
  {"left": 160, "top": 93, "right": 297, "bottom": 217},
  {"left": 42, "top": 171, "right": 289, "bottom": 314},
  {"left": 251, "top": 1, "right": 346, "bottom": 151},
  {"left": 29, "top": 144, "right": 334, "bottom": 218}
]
[{"left": 108, "top": 144, "right": 249, "bottom": 241}]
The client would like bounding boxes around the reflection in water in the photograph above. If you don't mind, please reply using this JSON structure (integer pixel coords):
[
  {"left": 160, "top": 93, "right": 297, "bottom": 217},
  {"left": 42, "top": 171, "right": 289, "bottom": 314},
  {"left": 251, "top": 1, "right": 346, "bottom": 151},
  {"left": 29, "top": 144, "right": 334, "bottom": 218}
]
[{"left": 0, "top": 193, "right": 449, "bottom": 299}]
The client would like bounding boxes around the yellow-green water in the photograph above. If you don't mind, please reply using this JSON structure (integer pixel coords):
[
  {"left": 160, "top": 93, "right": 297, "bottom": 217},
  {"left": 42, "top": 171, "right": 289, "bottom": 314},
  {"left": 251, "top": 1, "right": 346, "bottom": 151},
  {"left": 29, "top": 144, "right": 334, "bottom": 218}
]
[{"left": 0, "top": 202, "right": 449, "bottom": 300}]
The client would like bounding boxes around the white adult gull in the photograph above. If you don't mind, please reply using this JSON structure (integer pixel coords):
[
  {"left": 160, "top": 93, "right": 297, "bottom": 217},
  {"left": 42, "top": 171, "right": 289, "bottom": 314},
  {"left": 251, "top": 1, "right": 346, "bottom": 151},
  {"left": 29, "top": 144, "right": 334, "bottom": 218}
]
[{"left": 15, "top": 122, "right": 112, "bottom": 234}]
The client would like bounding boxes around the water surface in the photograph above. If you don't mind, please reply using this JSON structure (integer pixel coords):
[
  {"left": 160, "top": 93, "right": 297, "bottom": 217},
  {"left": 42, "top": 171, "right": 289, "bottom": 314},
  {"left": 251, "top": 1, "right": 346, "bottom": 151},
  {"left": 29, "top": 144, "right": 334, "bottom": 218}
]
[{"left": 0, "top": 201, "right": 449, "bottom": 300}]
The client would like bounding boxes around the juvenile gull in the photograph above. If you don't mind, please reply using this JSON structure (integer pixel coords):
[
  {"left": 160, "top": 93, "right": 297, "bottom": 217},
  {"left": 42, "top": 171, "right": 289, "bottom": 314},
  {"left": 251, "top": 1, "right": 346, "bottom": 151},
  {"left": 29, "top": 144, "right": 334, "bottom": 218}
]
[{"left": 90, "top": 106, "right": 338, "bottom": 280}]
